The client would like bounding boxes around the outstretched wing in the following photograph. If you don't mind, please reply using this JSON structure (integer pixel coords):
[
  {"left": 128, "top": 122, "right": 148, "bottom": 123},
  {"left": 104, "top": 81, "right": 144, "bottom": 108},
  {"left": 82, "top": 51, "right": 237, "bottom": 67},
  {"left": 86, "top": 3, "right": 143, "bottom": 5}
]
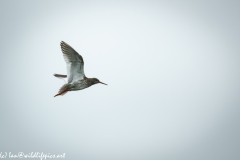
[
  {"left": 54, "top": 74, "right": 67, "bottom": 78},
  {"left": 60, "top": 41, "right": 85, "bottom": 83}
]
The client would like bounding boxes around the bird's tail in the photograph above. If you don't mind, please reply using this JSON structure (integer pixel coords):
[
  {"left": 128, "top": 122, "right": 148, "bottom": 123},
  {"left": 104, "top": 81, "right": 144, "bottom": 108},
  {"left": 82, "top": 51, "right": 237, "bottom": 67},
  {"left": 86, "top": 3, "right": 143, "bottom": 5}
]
[{"left": 54, "top": 84, "right": 69, "bottom": 97}]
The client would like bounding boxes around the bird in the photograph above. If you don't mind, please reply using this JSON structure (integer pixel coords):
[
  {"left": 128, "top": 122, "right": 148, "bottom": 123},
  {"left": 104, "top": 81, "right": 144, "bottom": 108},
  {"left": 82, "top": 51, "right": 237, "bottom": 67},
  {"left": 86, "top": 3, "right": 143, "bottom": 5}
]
[{"left": 54, "top": 41, "right": 107, "bottom": 97}]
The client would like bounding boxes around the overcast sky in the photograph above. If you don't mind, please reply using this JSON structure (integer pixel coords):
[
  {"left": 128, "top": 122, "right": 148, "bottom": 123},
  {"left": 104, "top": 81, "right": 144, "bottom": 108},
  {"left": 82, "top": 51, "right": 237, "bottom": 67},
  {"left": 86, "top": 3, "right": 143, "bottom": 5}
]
[{"left": 0, "top": 0, "right": 239, "bottom": 160}]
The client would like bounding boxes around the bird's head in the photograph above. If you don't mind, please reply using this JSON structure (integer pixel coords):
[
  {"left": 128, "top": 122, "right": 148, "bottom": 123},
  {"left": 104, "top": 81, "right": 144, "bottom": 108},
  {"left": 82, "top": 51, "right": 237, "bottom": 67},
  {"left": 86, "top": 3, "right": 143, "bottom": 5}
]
[{"left": 92, "top": 78, "right": 107, "bottom": 85}]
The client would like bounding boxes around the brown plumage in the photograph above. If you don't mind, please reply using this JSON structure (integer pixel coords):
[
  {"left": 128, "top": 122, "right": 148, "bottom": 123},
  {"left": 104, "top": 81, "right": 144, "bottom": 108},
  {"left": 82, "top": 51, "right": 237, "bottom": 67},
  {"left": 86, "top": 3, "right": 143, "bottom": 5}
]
[{"left": 54, "top": 41, "right": 107, "bottom": 97}]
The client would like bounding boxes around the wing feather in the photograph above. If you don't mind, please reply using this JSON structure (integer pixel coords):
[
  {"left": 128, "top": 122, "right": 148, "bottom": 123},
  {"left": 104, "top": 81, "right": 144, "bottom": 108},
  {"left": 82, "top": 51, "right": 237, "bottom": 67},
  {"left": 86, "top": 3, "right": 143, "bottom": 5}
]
[{"left": 60, "top": 41, "right": 85, "bottom": 83}]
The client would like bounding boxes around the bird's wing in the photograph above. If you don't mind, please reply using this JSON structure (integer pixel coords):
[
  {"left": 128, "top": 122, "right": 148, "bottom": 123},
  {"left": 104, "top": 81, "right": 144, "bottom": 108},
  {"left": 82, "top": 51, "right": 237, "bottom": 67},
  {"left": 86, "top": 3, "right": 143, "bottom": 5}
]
[
  {"left": 54, "top": 74, "right": 67, "bottom": 78},
  {"left": 60, "top": 41, "right": 85, "bottom": 83}
]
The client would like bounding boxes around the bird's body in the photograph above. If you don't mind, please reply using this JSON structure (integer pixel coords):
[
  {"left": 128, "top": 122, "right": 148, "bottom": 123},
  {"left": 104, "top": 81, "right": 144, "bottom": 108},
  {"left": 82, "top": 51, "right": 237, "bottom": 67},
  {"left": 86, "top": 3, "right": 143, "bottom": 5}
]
[
  {"left": 68, "top": 77, "right": 100, "bottom": 91},
  {"left": 54, "top": 41, "right": 107, "bottom": 97}
]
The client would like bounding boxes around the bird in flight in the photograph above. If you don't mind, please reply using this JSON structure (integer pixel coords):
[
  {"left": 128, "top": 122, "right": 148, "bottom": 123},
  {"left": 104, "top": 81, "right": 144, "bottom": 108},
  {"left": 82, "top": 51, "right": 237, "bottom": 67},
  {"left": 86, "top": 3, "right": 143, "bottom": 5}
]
[{"left": 54, "top": 41, "right": 107, "bottom": 97}]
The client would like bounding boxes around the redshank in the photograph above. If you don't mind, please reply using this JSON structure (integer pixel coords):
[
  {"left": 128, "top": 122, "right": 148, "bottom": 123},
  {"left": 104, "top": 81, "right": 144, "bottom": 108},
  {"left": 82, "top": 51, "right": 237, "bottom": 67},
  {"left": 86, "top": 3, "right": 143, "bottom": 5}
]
[{"left": 54, "top": 41, "right": 107, "bottom": 97}]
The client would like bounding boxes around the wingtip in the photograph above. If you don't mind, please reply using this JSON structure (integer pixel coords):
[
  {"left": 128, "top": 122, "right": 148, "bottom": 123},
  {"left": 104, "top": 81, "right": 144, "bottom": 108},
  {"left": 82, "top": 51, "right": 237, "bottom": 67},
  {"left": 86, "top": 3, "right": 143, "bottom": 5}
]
[
  {"left": 53, "top": 74, "right": 67, "bottom": 78},
  {"left": 53, "top": 73, "right": 59, "bottom": 77},
  {"left": 60, "top": 41, "right": 68, "bottom": 47}
]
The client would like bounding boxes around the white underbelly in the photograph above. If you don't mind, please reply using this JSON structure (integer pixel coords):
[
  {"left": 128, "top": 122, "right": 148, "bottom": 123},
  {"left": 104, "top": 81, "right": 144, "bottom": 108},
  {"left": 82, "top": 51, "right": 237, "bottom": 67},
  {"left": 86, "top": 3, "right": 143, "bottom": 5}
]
[{"left": 69, "top": 81, "right": 89, "bottom": 91}]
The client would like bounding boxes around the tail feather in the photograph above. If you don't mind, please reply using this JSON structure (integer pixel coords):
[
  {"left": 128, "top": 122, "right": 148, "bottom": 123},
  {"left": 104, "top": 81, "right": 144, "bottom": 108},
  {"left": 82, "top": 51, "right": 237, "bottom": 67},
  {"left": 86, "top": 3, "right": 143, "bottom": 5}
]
[{"left": 54, "top": 84, "right": 69, "bottom": 97}]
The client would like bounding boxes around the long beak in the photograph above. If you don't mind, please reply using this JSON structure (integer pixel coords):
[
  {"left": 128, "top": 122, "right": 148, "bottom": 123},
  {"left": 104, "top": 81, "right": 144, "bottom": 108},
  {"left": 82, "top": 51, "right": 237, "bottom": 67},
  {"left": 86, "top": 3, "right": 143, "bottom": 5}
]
[{"left": 99, "top": 82, "right": 107, "bottom": 85}]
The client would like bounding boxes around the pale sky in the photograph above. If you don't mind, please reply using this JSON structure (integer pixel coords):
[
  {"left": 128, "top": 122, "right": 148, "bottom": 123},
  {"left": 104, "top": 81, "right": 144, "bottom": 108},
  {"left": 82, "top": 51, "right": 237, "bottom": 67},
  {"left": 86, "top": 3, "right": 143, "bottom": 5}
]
[{"left": 0, "top": 0, "right": 239, "bottom": 160}]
